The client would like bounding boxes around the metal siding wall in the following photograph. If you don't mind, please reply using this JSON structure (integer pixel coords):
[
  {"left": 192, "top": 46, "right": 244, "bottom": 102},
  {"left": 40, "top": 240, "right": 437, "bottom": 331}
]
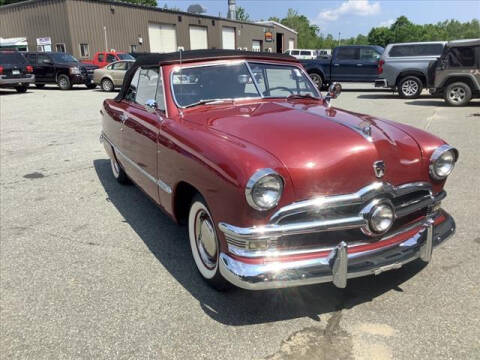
[
  {"left": 1, "top": 0, "right": 298, "bottom": 58},
  {"left": 0, "top": 0, "right": 72, "bottom": 53}
]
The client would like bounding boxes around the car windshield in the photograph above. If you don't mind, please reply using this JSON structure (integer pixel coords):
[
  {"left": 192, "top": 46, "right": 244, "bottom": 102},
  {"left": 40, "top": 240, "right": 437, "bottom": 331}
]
[
  {"left": 0, "top": 52, "right": 27, "bottom": 64},
  {"left": 49, "top": 53, "right": 79, "bottom": 63},
  {"left": 172, "top": 61, "right": 319, "bottom": 107},
  {"left": 117, "top": 53, "right": 135, "bottom": 60}
]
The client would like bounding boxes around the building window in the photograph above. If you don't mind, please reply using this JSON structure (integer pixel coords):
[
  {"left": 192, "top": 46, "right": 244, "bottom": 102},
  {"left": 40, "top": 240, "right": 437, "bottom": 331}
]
[
  {"left": 55, "top": 43, "right": 66, "bottom": 52},
  {"left": 80, "top": 43, "right": 89, "bottom": 58},
  {"left": 129, "top": 44, "right": 137, "bottom": 53}
]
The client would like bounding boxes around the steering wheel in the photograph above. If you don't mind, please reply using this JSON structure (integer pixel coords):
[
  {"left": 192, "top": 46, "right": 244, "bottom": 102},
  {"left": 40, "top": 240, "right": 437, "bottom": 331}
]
[{"left": 265, "top": 87, "right": 294, "bottom": 95}]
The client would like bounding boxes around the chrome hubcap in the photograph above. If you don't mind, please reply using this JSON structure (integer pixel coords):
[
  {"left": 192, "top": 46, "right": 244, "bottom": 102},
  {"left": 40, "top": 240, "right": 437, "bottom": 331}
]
[
  {"left": 59, "top": 78, "right": 67, "bottom": 88},
  {"left": 103, "top": 80, "right": 112, "bottom": 91},
  {"left": 310, "top": 74, "right": 322, "bottom": 87},
  {"left": 401, "top": 80, "right": 419, "bottom": 96},
  {"left": 195, "top": 210, "right": 217, "bottom": 269},
  {"left": 448, "top": 87, "right": 466, "bottom": 103},
  {"left": 110, "top": 158, "right": 120, "bottom": 178}
]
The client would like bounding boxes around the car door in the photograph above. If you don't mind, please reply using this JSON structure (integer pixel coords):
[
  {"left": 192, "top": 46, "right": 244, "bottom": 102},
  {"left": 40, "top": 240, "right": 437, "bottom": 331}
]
[
  {"left": 358, "top": 47, "right": 382, "bottom": 82},
  {"left": 36, "top": 54, "right": 54, "bottom": 82},
  {"left": 331, "top": 47, "right": 360, "bottom": 82},
  {"left": 110, "top": 61, "right": 128, "bottom": 86},
  {"left": 122, "top": 66, "right": 165, "bottom": 202}
]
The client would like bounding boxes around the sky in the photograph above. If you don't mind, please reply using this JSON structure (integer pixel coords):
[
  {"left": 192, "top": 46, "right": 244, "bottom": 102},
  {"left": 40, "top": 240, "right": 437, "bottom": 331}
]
[{"left": 157, "top": 0, "right": 480, "bottom": 38}]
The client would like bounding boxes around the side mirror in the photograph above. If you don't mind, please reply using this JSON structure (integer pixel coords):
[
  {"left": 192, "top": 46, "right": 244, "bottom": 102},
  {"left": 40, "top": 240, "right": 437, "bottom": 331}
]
[
  {"left": 324, "top": 82, "right": 342, "bottom": 107},
  {"left": 144, "top": 99, "right": 157, "bottom": 113}
]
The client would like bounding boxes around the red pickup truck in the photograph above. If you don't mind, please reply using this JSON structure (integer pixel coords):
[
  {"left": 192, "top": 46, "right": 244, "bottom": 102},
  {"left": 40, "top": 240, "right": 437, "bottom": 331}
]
[{"left": 82, "top": 51, "right": 134, "bottom": 68}]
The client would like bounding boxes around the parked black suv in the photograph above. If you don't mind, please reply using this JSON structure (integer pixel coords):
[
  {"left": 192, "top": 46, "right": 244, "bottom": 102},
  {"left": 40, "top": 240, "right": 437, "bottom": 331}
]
[
  {"left": 0, "top": 51, "right": 35, "bottom": 93},
  {"left": 24, "top": 52, "right": 98, "bottom": 90}
]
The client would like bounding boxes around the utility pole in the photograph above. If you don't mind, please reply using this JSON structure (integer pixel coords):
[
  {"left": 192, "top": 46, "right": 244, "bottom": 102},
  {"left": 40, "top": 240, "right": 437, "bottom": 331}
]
[{"left": 338, "top": 32, "right": 341, "bottom": 46}]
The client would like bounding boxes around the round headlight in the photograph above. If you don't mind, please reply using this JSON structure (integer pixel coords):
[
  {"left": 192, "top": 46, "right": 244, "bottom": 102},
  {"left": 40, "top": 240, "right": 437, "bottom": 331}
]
[
  {"left": 429, "top": 145, "right": 458, "bottom": 180},
  {"left": 361, "top": 200, "right": 395, "bottom": 236},
  {"left": 245, "top": 169, "right": 283, "bottom": 211}
]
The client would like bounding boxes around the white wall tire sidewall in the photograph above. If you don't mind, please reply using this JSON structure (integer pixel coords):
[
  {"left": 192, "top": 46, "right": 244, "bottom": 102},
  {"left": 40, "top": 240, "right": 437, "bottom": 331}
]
[{"left": 189, "top": 201, "right": 218, "bottom": 280}]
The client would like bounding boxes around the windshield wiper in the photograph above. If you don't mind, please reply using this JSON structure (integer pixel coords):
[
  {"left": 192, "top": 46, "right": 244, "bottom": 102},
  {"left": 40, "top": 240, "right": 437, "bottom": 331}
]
[
  {"left": 286, "top": 94, "right": 317, "bottom": 100},
  {"left": 184, "top": 98, "right": 234, "bottom": 108}
]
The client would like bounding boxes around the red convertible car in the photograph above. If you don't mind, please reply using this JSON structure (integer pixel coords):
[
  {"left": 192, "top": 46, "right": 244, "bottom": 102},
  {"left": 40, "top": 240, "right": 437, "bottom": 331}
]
[{"left": 100, "top": 50, "right": 458, "bottom": 290}]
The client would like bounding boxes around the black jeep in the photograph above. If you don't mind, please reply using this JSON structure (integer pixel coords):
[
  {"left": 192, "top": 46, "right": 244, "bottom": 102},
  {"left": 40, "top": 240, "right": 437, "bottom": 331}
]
[
  {"left": 24, "top": 52, "right": 98, "bottom": 90},
  {"left": 428, "top": 39, "right": 480, "bottom": 106}
]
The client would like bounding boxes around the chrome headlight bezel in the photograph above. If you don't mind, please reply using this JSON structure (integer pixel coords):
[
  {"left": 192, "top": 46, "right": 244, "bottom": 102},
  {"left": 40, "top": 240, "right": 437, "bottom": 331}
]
[
  {"left": 429, "top": 145, "right": 459, "bottom": 181},
  {"left": 245, "top": 168, "right": 284, "bottom": 211},
  {"left": 361, "top": 198, "right": 395, "bottom": 236}
]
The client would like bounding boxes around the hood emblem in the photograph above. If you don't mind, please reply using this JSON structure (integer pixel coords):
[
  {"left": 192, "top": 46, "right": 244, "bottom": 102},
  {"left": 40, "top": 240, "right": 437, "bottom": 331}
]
[{"left": 373, "top": 161, "right": 385, "bottom": 178}]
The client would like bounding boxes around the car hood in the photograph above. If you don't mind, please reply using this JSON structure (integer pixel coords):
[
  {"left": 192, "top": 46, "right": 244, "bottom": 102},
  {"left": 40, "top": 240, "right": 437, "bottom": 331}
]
[{"left": 184, "top": 101, "right": 424, "bottom": 199}]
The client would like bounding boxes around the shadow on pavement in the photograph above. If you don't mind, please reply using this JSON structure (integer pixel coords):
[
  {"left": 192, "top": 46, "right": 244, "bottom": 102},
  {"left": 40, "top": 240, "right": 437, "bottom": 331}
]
[{"left": 94, "top": 158, "right": 427, "bottom": 326}]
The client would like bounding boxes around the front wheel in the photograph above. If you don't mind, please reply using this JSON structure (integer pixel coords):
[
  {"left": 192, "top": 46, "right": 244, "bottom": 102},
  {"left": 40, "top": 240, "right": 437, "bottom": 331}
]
[
  {"left": 188, "top": 194, "right": 230, "bottom": 291},
  {"left": 444, "top": 82, "right": 472, "bottom": 106},
  {"left": 308, "top": 72, "right": 324, "bottom": 90},
  {"left": 101, "top": 78, "right": 114, "bottom": 92},
  {"left": 15, "top": 86, "right": 27, "bottom": 93},
  {"left": 398, "top": 76, "right": 423, "bottom": 99},
  {"left": 57, "top": 75, "right": 72, "bottom": 90}
]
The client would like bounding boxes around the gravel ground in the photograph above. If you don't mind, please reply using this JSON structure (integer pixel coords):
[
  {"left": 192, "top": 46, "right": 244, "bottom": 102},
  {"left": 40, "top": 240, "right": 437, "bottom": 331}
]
[{"left": 1, "top": 84, "right": 479, "bottom": 360}]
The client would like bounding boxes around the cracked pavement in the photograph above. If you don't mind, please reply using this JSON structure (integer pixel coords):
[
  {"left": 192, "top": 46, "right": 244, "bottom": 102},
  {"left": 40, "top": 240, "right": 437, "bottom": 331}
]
[{"left": 1, "top": 85, "right": 479, "bottom": 359}]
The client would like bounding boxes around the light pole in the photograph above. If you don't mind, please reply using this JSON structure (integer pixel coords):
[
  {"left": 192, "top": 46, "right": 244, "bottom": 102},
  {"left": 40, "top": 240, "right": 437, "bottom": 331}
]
[
  {"left": 338, "top": 32, "right": 341, "bottom": 46},
  {"left": 103, "top": 26, "right": 108, "bottom": 51}
]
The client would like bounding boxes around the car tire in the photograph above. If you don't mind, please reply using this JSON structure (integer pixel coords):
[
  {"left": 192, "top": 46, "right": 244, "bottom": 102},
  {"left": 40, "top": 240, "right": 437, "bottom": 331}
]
[
  {"left": 86, "top": 83, "right": 97, "bottom": 89},
  {"left": 444, "top": 82, "right": 472, "bottom": 106},
  {"left": 35, "top": 84, "right": 45, "bottom": 89},
  {"left": 101, "top": 78, "right": 114, "bottom": 92},
  {"left": 110, "top": 156, "right": 130, "bottom": 184},
  {"left": 308, "top": 71, "right": 324, "bottom": 90},
  {"left": 398, "top": 76, "right": 423, "bottom": 99},
  {"left": 57, "top": 74, "right": 72, "bottom": 90},
  {"left": 188, "top": 194, "right": 230, "bottom": 291},
  {"left": 15, "top": 86, "right": 27, "bottom": 93}
]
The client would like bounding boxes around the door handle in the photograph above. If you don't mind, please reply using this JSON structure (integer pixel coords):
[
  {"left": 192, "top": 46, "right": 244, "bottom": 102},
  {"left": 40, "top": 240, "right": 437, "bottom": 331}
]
[
  {"left": 356, "top": 64, "right": 363, "bottom": 66},
  {"left": 333, "top": 64, "right": 340, "bottom": 67}
]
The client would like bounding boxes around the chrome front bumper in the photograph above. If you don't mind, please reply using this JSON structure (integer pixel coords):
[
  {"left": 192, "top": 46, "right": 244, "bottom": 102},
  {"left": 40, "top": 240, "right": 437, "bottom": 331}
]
[{"left": 219, "top": 211, "right": 455, "bottom": 290}]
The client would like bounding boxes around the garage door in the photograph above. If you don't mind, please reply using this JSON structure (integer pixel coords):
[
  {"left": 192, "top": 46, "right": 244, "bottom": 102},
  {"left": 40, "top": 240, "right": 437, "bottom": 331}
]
[
  {"left": 189, "top": 26, "right": 208, "bottom": 50},
  {"left": 288, "top": 39, "right": 295, "bottom": 50},
  {"left": 148, "top": 23, "right": 177, "bottom": 53},
  {"left": 222, "top": 27, "right": 235, "bottom": 49}
]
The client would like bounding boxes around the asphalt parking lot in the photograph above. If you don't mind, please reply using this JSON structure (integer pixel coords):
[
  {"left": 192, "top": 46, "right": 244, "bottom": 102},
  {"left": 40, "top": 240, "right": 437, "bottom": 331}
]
[{"left": 1, "top": 85, "right": 479, "bottom": 360}]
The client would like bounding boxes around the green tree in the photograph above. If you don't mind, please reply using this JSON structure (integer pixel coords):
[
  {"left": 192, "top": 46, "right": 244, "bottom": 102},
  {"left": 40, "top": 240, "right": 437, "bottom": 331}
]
[
  {"left": 236, "top": 6, "right": 250, "bottom": 22},
  {"left": 0, "top": 0, "right": 27, "bottom": 5},
  {"left": 270, "top": 9, "right": 320, "bottom": 48}
]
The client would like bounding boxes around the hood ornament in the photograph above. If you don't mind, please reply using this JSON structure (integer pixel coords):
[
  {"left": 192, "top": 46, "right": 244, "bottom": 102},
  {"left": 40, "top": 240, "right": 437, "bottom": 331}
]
[{"left": 373, "top": 161, "right": 385, "bottom": 178}]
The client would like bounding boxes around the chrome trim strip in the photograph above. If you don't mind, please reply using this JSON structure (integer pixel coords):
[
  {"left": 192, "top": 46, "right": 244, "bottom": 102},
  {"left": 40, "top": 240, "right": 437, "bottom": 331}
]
[
  {"left": 102, "top": 133, "right": 172, "bottom": 194},
  {"left": 218, "top": 211, "right": 455, "bottom": 290},
  {"left": 270, "top": 181, "right": 431, "bottom": 224}
]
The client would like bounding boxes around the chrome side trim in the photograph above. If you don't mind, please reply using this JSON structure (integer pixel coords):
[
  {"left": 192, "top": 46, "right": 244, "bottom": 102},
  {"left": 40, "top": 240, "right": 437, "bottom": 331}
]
[{"left": 102, "top": 133, "right": 172, "bottom": 194}]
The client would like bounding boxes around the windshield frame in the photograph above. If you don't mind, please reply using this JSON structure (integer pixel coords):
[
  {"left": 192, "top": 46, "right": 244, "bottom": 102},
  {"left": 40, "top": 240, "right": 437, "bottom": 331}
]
[{"left": 169, "top": 60, "right": 321, "bottom": 109}]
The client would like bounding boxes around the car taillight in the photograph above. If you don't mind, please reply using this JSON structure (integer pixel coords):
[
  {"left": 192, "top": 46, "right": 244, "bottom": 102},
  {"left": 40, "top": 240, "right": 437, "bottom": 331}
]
[
  {"left": 377, "top": 59, "right": 384, "bottom": 75},
  {"left": 0, "top": 66, "right": 3, "bottom": 75},
  {"left": 26, "top": 65, "right": 33, "bottom": 73}
]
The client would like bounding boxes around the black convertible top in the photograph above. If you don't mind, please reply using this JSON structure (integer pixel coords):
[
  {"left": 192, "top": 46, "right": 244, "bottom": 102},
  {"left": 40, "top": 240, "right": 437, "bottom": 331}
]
[{"left": 115, "top": 49, "right": 297, "bottom": 101}]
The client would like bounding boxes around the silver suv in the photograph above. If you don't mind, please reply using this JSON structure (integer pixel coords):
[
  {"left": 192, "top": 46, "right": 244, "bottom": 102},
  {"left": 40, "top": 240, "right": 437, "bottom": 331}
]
[{"left": 375, "top": 41, "right": 446, "bottom": 98}]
